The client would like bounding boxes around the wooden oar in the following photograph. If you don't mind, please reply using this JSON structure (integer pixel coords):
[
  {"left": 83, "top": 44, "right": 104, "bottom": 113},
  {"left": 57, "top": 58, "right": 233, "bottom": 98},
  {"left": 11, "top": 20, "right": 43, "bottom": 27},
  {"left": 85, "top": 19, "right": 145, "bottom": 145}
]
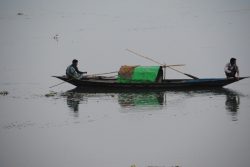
[
  {"left": 86, "top": 71, "right": 118, "bottom": 76},
  {"left": 126, "top": 49, "right": 164, "bottom": 66},
  {"left": 49, "top": 81, "right": 67, "bottom": 88},
  {"left": 126, "top": 49, "right": 184, "bottom": 67},
  {"left": 49, "top": 77, "right": 76, "bottom": 88},
  {"left": 126, "top": 48, "right": 199, "bottom": 79},
  {"left": 166, "top": 66, "right": 199, "bottom": 79}
]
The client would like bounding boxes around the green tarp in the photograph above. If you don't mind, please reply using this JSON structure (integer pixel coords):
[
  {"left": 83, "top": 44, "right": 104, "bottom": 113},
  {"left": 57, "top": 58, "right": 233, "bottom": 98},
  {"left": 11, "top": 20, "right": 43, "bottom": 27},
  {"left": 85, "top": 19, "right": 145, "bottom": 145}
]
[{"left": 117, "top": 66, "right": 161, "bottom": 83}]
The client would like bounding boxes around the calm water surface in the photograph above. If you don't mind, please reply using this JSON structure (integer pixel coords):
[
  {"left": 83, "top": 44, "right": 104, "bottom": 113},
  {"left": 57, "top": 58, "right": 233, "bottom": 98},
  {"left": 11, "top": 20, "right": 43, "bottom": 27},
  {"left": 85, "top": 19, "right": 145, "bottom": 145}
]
[
  {"left": 1, "top": 0, "right": 250, "bottom": 167},
  {"left": 1, "top": 79, "right": 250, "bottom": 167}
]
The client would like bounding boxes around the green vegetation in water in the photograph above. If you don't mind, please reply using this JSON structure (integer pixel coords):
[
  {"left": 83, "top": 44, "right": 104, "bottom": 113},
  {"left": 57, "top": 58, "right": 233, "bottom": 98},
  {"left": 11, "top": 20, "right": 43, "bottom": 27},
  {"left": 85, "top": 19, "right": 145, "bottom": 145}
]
[
  {"left": 45, "top": 91, "right": 57, "bottom": 97},
  {"left": 0, "top": 91, "right": 9, "bottom": 96}
]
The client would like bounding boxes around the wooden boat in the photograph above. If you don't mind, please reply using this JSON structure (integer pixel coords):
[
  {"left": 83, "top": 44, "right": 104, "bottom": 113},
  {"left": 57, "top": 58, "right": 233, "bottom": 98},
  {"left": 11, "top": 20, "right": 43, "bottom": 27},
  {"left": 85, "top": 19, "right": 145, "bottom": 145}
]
[
  {"left": 53, "top": 75, "right": 249, "bottom": 91},
  {"left": 52, "top": 65, "right": 249, "bottom": 91}
]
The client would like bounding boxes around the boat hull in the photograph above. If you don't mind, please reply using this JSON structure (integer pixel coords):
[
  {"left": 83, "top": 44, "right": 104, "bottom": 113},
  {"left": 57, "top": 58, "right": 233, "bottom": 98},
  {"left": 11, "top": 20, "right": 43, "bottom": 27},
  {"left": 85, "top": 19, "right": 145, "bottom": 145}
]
[{"left": 53, "top": 76, "right": 248, "bottom": 91}]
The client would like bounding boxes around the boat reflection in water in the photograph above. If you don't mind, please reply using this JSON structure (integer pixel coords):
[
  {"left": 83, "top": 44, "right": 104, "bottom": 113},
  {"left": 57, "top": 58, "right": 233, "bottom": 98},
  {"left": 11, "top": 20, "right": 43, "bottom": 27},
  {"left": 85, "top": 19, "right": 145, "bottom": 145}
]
[
  {"left": 61, "top": 87, "right": 241, "bottom": 120},
  {"left": 62, "top": 88, "right": 167, "bottom": 113},
  {"left": 118, "top": 92, "right": 165, "bottom": 110},
  {"left": 223, "top": 89, "right": 240, "bottom": 121}
]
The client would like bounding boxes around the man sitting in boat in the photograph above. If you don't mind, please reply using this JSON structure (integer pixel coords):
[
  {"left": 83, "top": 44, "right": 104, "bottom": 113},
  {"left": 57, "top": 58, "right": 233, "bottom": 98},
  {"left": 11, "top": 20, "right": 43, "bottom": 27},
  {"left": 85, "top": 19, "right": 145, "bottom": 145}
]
[
  {"left": 224, "top": 58, "right": 239, "bottom": 79},
  {"left": 66, "top": 59, "right": 87, "bottom": 79}
]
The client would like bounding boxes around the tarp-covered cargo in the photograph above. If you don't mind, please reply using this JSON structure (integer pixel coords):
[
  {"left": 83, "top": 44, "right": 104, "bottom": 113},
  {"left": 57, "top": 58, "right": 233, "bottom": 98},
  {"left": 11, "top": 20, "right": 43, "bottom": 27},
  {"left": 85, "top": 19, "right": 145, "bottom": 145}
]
[{"left": 117, "top": 66, "right": 163, "bottom": 83}]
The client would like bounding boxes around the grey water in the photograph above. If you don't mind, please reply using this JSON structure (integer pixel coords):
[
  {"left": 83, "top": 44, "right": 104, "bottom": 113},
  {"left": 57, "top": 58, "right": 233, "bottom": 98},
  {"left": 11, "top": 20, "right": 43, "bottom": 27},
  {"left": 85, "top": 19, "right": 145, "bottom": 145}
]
[{"left": 1, "top": 0, "right": 250, "bottom": 167}]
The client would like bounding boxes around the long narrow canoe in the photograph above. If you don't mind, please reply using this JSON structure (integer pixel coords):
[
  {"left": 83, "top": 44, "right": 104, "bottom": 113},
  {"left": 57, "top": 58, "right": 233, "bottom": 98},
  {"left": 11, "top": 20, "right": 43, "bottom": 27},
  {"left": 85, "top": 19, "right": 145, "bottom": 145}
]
[{"left": 53, "top": 75, "right": 249, "bottom": 91}]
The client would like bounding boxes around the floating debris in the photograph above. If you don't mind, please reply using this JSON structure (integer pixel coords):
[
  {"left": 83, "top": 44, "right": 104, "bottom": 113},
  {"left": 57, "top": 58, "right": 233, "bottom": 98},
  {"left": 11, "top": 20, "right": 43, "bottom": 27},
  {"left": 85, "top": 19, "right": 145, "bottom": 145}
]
[
  {"left": 3, "top": 121, "right": 35, "bottom": 130},
  {"left": 53, "top": 34, "right": 59, "bottom": 42},
  {"left": 0, "top": 91, "right": 8, "bottom": 96},
  {"left": 45, "top": 91, "right": 57, "bottom": 97},
  {"left": 17, "top": 12, "right": 24, "bottom": 16}
]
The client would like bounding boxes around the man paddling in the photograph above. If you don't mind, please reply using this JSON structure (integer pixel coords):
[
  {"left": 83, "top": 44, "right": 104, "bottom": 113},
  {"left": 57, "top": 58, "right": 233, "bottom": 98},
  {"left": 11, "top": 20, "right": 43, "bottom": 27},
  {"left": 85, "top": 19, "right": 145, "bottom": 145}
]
[
  {"left": 66, "top": 59, "right": 87, "bottom": 79},
  {"left": 224, "top": 58, "right": 239, "bottom": 79}
]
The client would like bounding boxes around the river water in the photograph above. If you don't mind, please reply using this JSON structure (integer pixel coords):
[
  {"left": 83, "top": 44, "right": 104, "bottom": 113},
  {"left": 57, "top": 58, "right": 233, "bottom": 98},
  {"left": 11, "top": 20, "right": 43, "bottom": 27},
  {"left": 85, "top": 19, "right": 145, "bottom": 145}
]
[{"left": 1, "top": 0, "right": 250, "bottom": 167}]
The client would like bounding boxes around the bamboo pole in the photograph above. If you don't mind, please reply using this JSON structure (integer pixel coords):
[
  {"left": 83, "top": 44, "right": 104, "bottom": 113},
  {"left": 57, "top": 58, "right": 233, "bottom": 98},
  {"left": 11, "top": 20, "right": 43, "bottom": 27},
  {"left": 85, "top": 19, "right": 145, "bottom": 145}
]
[{"left": 126, "top": 48, "right": 198, "bottom": 79}]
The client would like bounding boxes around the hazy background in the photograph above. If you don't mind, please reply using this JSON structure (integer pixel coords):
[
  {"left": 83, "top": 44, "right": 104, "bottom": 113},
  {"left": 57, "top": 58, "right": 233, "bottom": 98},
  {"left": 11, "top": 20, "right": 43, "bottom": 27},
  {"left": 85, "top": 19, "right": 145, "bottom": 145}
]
[
  {"left": 1, "top": 1, "right": 250, "bottom": 167},
  {"left": 1, "top": 0, "right": 250, "bottom": 86}
]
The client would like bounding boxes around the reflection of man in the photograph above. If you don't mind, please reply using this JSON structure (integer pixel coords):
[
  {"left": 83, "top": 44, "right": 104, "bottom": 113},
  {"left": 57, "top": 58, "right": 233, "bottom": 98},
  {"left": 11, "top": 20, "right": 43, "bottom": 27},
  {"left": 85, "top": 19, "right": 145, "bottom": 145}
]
[
  {"left": 67, "top": 98, "right": 80, "bottom": 113},
  {"left": 65, "top": 92, "right": 85, "bottom": 117},
  {"left": 225, "top": 91, "right": 240, "bottom": 121}
]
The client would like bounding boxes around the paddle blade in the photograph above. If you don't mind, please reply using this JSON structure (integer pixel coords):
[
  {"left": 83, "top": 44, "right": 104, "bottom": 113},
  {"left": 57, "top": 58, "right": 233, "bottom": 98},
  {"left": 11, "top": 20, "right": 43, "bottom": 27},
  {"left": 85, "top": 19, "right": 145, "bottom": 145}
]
[{"left": 184, "top": 73, "right": 199, "bottom": 79}]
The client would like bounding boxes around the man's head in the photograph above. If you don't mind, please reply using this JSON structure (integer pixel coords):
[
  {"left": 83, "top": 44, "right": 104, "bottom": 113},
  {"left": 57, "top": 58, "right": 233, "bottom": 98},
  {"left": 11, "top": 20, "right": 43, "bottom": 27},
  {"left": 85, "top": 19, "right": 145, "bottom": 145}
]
[
  {"left": 72, "top": 59, "right": 78, "bottom": 66},
  {"left": 230, "top": 58, "right": 236, "bottom": 65}
]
